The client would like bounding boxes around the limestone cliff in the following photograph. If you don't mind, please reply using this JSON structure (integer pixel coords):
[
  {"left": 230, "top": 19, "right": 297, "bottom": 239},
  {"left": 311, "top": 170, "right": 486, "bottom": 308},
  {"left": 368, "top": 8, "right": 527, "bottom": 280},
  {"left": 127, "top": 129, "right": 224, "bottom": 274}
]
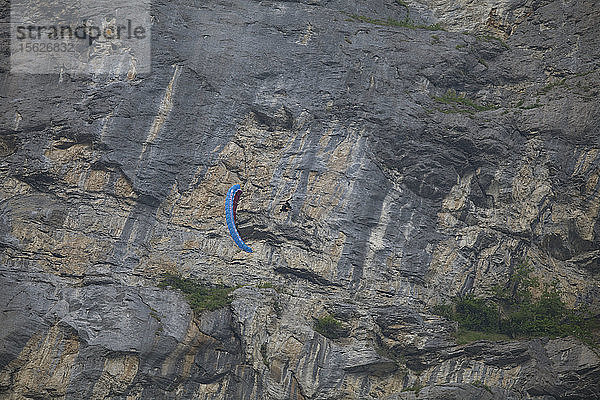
[{"left": 1, "top": 0, "right": 599, "bottom": 399}]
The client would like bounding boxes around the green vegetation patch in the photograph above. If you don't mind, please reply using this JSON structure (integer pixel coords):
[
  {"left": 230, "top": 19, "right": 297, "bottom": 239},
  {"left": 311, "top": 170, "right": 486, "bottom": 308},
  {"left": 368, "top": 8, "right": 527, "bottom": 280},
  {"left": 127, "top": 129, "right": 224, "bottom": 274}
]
[
  {"left": 158, "top": 273, "right": 235, "bottom": 313},
  {"left": 402, "top": 383, "right": 426, "bottom": 394},
  {"left": 519, "top": 102, "right": 542, "bottom": 110},
  {"left": 538, "top": 78, "right": 567, "bottom": 95},
  {"left": 472, "top": 380, "right": 493, "bottom": 394},
  {"left": 315, "top": 314, "right": 348, "bottom": 339},
  {"left": 513, "top": 69, "right": 599, "bottom": 110},
  {"left": 433, "top": 263, "right": 598, "bottom": 346},
  {"left": 477, "top": 34, "right": 509, "bottom": 49},
  {"left": 433, "top": 89, "right": 499, "bottom": 113},
  {"left": 513, "top": 98, "right": 542, "bottom": 110},
  {"left": 455, "top": 329, "right": 510, "bottom": 345},
  {"left": 347, "top": 14, "right": 444, "bottom": 31},
  {"left": 258, "top": 282, "right": 275, "bottom": 289}
]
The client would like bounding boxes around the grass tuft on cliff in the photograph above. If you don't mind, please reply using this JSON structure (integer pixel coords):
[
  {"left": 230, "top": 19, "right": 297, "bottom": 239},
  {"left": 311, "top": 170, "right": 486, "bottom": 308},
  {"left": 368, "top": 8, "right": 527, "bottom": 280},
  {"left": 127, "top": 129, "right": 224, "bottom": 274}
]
[
  {"left": 315, "top": 314, "right": 348, "bottom": 339},
  {"left": 433, "top": 263, "right": 599, "bottom": 346},
  {"left": 434, "top": 89, "right": 499, "bottom": 113},
  {"left": 158, "top": 273, "right": 235, "bottom": 313},
  {"left": 455, "top": 329, "right": 510, "bottom": 345}
]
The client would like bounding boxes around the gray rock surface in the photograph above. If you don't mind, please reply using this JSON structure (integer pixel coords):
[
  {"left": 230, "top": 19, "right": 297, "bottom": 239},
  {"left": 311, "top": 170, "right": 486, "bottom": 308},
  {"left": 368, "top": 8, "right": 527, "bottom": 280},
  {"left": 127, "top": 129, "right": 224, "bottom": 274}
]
[{"left": 1, "top": 0, "right": 599, "bottom": 398}]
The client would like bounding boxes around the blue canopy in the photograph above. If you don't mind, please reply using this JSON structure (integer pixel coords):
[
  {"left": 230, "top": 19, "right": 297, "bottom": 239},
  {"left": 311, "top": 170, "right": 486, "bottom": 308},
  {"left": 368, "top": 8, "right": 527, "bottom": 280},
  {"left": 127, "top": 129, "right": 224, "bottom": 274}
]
[{"left": 224, "top": 184, "right": 253, "bottom": 253}]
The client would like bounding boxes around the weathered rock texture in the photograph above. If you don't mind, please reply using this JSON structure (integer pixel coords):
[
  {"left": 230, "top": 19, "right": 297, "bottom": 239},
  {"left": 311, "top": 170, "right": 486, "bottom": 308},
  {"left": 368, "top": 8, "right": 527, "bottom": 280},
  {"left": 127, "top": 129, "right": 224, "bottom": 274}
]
[{"left": 1, "top": 0, "right": 599, "bottom": 399}]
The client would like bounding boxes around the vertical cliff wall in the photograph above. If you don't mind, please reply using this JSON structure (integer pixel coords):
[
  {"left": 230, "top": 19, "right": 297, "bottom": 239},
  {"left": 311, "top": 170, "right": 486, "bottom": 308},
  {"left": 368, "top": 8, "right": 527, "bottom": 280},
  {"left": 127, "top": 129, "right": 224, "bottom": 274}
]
[{"left": 1, "top": 0, "right": 599, "bottom": 398}]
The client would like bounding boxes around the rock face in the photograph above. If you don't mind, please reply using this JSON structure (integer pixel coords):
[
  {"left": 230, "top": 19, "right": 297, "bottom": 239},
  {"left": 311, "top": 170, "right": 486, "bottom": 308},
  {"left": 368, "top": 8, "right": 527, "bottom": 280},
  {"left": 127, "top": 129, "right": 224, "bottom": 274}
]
[{"left": 1, "top": 0, "right": 599, "bottom": 399}]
